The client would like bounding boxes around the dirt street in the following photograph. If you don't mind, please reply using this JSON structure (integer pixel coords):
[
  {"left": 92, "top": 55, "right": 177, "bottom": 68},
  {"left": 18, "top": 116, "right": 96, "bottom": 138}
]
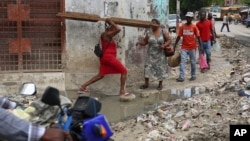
[{"left": 111, "top": 33, "right": 250, "bottom": 140}]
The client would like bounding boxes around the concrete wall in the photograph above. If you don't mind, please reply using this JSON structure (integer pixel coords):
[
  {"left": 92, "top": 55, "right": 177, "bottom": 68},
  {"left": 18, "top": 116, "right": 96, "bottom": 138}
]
[
  {"left": 65, "top": 0, "right": 169, "bottom": 95},
  {"left": 0, "top": 0, "right": 169, "bottom": 95},
  {"left": 0, "top": 73, "right": 65, "bottom": 96}
]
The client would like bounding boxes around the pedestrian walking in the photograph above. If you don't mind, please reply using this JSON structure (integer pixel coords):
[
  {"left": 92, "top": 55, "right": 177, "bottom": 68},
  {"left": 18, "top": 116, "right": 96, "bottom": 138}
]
[
  {"left": 79, "top": 18, "right": 135, "bottom": 101},
  {"left": 173, "top": 12, "right": 203, "bottom": 82},
  {"left": 207, "top": 13, "right": 219, "bottom": 46},
  {"left": 196, "top": 11, "right": 215, "bottom": 71},
  {"left": 220, "top": 13, "right": 230, "bottom": 32},
  {"left": 136, "top": 19, "right": 171, "bottom": 90}
]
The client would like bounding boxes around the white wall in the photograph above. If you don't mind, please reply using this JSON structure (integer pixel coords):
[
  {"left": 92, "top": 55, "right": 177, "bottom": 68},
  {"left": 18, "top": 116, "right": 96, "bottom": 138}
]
[{"left": 64, "top": 0, "right": 169, "bottom": 95}]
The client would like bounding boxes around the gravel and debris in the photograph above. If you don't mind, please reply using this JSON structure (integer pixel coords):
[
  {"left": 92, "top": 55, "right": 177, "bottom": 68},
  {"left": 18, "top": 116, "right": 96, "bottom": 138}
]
[{"left": 111, "top": 36, "right": 250, "bottom": 141}]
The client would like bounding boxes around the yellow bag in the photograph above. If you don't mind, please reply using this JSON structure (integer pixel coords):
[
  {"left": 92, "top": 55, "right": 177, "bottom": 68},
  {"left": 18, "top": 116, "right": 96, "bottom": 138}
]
[{"left": 168, "top": 51, "right": 181, "bottom": 67}]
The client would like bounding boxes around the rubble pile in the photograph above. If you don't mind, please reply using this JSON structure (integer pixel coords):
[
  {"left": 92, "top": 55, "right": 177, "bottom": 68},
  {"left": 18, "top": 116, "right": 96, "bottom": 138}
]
[
  {"left": 112, "top": 37, "right": 250, "bottom": 141},
  {"left": 4, "top": 93, "right": 38, "bottom": 108}
]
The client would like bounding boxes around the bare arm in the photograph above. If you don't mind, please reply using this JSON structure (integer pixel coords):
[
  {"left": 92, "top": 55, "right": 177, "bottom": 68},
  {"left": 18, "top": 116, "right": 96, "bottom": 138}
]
[
  {"left": 196, "top": 36, "right": 203, "bottom": 53},
  {"left": 136, "top": 33, "right": 149, "bottom": 46},
  {"left": 173, "top": 36, "right": 181, "bottom": 50},
  {"left": 105, "top": 18, "right": 121, "bottom": 38},
  {"left": 211, "top": 28, "right": 216, "bottom": 42},
  {"left": 163, "top": 29, "right": 171, "bottom": 47},
  {"left": 210, "top": 23, "right": 216, "bottom": 42}
]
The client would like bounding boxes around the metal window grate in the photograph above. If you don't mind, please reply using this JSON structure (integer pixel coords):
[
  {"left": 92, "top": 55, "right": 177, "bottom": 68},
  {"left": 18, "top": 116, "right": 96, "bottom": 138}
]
[{"left": 0, "top": 0, "right": 64, "bottom": 73}]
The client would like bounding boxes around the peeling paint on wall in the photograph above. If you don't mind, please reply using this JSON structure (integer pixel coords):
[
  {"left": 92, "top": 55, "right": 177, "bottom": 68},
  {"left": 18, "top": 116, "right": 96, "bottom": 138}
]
[
  {"left": 148, "top": 0, "right": 169, "bottom": 26},
  {"left": 104, "top": 1, "right": 119, "bottom": 16}
]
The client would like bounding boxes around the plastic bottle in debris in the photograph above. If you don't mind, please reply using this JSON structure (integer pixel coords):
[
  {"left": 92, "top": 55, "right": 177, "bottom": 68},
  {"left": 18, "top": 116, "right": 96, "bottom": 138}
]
[
  {"left": 181, "top": 119, "right": 191, "bottom": 131},
  {"left": 163, "top": 120, "right": 176, "bottom": 133}
]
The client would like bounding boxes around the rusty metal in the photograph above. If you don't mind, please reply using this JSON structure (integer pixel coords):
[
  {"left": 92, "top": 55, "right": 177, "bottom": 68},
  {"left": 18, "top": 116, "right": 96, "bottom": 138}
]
[
  {"left": 8, "top": 4, "right": 30, "bottom": 21},
  {"left": 9, "top": 38, "right": 31, "bottom": 54},
  {"left": 0, "top": 0, "right": 65, "bottom": 72}
]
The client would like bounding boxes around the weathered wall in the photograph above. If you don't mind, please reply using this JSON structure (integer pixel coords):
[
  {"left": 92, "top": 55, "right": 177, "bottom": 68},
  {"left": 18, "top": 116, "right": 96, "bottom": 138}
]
[
  {"left": 0, "top": 0, "right": 169, "bottom": 95},
  {"left": 0, "top": 73, "right": 65, "bottom": 95},
  {"left": 65, "top": 0, "right": 169, "bottom": 95}
]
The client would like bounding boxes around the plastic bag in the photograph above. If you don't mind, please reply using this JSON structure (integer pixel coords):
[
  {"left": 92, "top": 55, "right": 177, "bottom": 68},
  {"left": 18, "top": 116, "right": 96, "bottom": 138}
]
[
  {"left": 12, "top": 109, "right": 31, "bottom": 121},
  {"left": 199, "top": 53, "right": 208, "bottom": 69},
  {"left": 213, "top": 41, "right": 221, "bottom": 52}
]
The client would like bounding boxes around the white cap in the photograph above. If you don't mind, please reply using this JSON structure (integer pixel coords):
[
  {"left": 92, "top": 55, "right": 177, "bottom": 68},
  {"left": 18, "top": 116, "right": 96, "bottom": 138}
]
[{"left": 185, "top": 12, "right": 194, "bottom": 17}]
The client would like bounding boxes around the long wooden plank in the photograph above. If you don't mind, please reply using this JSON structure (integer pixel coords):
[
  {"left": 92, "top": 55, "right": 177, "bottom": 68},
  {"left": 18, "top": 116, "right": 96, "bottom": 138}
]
[
  {"left": 57, "top": 12, "right": 100, "bottom": 22},
  {"left": 57, "top": 12, "right": 158, "bottom": 28}
]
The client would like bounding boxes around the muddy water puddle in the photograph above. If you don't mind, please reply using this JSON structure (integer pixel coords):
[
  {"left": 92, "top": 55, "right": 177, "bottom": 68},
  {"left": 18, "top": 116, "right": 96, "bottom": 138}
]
[{"left": 66, "top": 88, "right": 199, "bottom": 123}]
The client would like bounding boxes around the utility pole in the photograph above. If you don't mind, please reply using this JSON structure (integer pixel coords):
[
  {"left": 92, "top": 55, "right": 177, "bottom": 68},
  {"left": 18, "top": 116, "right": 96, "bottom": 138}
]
[{"left": 176, "top": 0, "right": 180, "bottom": 34}]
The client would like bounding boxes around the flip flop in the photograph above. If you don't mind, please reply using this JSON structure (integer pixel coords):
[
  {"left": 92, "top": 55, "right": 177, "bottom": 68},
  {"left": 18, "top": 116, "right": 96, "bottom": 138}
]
[
  {"left": 120, "top": 93, "right": 131, "bottom": 96},
  {"left": 157, "top": 85, "right": 163, "bottom": 91},
  {"left": 120, "top": 93, "right": 136, "bottom": 101},
  {"left": 139, "top": 84, "right": 149, "bottom": 89},
  {"left": 77, "top": 88, "right": 90, "bottom": 94}
]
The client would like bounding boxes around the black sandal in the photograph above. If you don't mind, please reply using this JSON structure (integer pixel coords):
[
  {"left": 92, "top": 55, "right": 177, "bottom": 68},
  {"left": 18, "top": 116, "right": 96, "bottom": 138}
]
[{"left": 140, "top": 84, "right": 149, "bottom": 89}]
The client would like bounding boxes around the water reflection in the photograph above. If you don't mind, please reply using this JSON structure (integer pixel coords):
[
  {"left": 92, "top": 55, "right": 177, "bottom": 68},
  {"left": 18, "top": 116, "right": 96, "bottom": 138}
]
[{"left": 66, "top": 87, "right": 199, "bottom": 123}]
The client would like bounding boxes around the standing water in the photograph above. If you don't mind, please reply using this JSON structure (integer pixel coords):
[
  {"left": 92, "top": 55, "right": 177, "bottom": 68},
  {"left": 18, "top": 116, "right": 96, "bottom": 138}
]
[{"left": 66, "top": 87, "right": 200, "bottom": 123}]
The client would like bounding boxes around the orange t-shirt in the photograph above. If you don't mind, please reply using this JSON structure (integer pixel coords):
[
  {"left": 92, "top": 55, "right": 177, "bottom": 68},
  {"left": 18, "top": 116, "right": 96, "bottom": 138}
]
[{"left": 178, "top": 23, "right": 200, "bottom": 50}]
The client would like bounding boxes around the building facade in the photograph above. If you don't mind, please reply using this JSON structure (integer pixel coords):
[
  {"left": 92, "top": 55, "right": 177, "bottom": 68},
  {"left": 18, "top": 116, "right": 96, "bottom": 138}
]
[
  {"left": 0, "top": 0, "right": 169, "bottom": 95},
  {"left": 225, "top": 0, "right": 239, "bottom": 6}
]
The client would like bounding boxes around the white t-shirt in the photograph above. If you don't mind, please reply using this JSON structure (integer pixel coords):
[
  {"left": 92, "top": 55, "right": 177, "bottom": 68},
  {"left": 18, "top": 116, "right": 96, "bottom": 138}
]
[{"left": 223, "top": 16, "right": 228, "bottom": 23}]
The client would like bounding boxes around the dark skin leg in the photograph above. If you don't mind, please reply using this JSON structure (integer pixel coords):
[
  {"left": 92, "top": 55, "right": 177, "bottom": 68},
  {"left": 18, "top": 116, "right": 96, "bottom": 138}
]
[
  {"left": 81, "top": 73, "right": 129, "bottom": 96},
  {"left": 140, "top": 78, "right": 149, "bottom": 89},
  {"left": 120, "top": 73, "right": 127, "bottom": 95},
  {"left": 157, "top": 81, "right": 163, "bottom": 90},
  {"left": 80, "top": 74, "right": 104, "bottom": 91},
  {"left": 207, "top": 58, "right": 211, "bottom": 69}
]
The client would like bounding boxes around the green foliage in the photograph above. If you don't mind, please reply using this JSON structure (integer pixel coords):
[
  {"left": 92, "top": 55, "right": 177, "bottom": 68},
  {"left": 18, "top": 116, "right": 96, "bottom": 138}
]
[
  {"left": 243, "top": 0, "right": 250, "bottom": 5},
  {"left": 169, "top": 0, "right": 176, "bottom": 14},
  {"left": 210, "top": 0, "right": 224, "bottom": 6},
  {"left": 169, "top": 0, "right": 225, "bottom": 14}
]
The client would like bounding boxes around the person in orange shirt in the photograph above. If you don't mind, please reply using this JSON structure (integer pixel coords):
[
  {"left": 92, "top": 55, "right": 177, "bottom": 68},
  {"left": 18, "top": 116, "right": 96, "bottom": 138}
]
[{"left": 173, "top": 12, "right": 203, "bottom": 82}]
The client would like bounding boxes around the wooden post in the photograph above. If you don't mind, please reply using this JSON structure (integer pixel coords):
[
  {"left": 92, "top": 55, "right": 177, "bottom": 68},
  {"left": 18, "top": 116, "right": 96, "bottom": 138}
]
[
  {"left": 176, "top": 0, "right": 180, "bottom": 34},
  {"left": 57, "top": 12, "right": 159, "bottom": 28}
]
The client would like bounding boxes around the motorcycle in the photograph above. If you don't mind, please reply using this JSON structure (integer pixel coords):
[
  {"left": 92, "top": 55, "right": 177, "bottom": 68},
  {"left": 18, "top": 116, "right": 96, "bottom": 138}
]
[{"left": 40, "top": 86, "right": 114, "bottom": 141}]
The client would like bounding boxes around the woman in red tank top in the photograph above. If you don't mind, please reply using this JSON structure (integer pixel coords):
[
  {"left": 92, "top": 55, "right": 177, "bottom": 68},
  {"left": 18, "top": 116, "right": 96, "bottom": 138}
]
[{"left": 78, "top": 18, "right": 135, "bottom": 101}]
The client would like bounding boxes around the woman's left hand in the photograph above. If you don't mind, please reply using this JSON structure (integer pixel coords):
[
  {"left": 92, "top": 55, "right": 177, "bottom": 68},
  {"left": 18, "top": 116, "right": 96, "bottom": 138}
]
[{"left": 160, "top": 44, "right": 165, "bottom": 49}]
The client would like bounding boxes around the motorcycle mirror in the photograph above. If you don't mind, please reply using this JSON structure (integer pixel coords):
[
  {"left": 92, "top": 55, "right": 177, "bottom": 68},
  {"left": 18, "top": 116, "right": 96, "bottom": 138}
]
[
  {"left": 19, "top": 82, "right": 37, "bottom": 95},
  {"left": 41, "top": 86, "right": 61, "bottom": 106}
]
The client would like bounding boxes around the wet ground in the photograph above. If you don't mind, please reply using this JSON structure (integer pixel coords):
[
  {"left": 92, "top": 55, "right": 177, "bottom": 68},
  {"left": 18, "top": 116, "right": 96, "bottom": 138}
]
[
  {"left": 67, "top": 62, "right": 231, "bottom": 123},
  {"left": 63, "top": 48, "right": 233, "bottom": 123},
  {"left": 60, "top": 32, "right": 250, "bottom": 122},
  {"left": 65, "top": 90, "right": 178, "bottom": 123}
]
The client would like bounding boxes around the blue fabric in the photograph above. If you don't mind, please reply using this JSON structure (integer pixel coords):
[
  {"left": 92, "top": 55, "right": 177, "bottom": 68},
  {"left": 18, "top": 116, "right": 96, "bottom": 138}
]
[
  {"left": 220, "top": 23, "right": 230, "bottom": 32},
  {"left": 237, "top": 89, "right": 250, "bottom": 98},
  {"left": 0, "top": 97, "right": 44, "bottom": 141},
  {"left": 202, "top": 41, "right": 211, "bottom": 61},
  {"left": 179, "top": 49, "right": 196, "bottom": 79},
  {"left": 0, "top": 107, "right": 30, "bottom": 141}
]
